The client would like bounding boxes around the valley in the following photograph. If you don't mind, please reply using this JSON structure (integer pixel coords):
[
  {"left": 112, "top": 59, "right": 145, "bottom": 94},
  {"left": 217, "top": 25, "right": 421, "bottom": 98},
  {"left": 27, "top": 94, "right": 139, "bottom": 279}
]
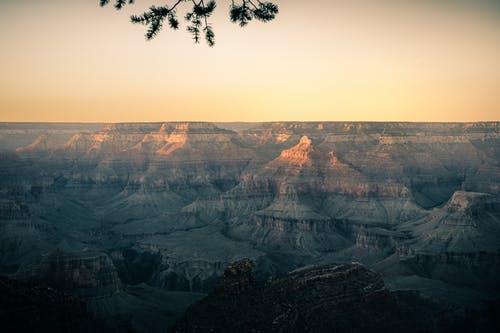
[{"left": 0, "top": 121, "right": 499, "bottom": 331}]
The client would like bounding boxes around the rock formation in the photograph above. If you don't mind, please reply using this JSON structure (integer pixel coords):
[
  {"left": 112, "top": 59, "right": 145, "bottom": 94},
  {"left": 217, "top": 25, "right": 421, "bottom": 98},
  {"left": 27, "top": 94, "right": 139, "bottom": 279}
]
[
  {"left": 1, "top": 121, "right": 499, "bottom": 332},
  {"left": 0, "top": 276, "right": 108, "bottom": 333},
  {"left": 32, "top": 250, "right": 122, "bottom": 298},
  {"left": 173, "top": 259, "right": 480, "bottom": 333}
]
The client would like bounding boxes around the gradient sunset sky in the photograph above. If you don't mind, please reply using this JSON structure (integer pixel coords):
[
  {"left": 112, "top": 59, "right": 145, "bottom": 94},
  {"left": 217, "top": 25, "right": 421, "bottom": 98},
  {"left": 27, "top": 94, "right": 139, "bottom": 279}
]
[{"left": 0, "top": 0, "right": 499, "bottom": 122}]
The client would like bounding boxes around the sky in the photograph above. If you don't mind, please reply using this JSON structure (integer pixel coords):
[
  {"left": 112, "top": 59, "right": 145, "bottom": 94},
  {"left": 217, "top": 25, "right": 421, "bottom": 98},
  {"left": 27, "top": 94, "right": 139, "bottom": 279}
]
[{"left": 0, "top": 0, "right": 499, "bottom": 122}]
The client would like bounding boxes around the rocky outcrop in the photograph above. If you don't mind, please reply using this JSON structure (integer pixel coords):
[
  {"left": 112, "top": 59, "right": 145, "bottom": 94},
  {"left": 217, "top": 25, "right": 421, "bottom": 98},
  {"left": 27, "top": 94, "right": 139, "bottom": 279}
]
[
  {"left": 45, "top": 122, "right": 255, "bottom": 199},
  {"left": 355, "top": 227, "right": 402, "bottom": 250},
  {"left": 0, "top": 123, "right": 103, "bottom": 153},
  {"left": 214, "top": 257, "right": 255, "bottom": 294},
  {"left": 0, "top": 276, "right": 108, "bottom": 333},
  {"left": 234, "top": 183, "right": 350, "bottom": 252},
  {"left": 60, "top": 122, "right": 246, "bottom": 160},
  {"left": 446, "top": 191, "right": 498, "bottom": 218},
  {"left": 276, "top": 135, "right": 314, "bottom": 166},
  {"left": 149, "top": 259, "right": 224, "bottom": 293},
  {"left": 0, "top": 199, "right": 30, "bottom": 219},
  {"left": 15, "top": 134, "right": 68, "bottom": 154},
  {"left": 392, "top": 191, "right": 500, "bottom": 290},
  {"left": 31, "top": 250, "right": 121, "bottom": 298},
  {"left": 404, "top": 191, "right": 500, "bottom": 253},
  {"left": 1, "top": 121, "right": 499, "bottom": 321},
  {"left": 173, "top": 260, "right": 470, "bottom": 333}
]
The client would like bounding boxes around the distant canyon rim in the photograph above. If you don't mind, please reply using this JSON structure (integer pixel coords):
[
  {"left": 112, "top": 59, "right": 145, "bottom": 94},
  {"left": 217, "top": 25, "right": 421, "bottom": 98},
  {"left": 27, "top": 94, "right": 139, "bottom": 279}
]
[{"left": 0, "top": 121, "right": 499, "bottom": 332}]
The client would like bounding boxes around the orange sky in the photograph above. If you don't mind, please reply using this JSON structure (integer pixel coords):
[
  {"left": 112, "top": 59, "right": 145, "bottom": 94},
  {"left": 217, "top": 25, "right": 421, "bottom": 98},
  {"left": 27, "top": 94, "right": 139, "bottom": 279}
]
[{"left": 0, "top": 0, "right": 499, "bottom": 122}]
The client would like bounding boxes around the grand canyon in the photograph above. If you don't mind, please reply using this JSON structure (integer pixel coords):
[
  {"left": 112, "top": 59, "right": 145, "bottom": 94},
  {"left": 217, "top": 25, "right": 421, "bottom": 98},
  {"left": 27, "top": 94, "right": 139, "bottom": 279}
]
[{"left": 0, "top": 121, "right": 499, "bottom": 331}]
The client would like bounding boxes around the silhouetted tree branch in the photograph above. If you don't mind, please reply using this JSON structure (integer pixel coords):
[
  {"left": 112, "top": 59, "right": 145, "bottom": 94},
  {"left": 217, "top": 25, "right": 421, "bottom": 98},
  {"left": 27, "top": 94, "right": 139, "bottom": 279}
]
[{"left": 100, "top": 0, "right": 279, "bottom": 46}]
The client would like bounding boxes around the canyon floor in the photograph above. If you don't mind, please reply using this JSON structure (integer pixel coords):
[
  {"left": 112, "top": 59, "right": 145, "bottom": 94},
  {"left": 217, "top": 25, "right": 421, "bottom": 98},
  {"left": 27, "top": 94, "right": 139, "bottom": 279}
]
[{"left": 0, "top": 122, "right": 499, "bottom": 332}]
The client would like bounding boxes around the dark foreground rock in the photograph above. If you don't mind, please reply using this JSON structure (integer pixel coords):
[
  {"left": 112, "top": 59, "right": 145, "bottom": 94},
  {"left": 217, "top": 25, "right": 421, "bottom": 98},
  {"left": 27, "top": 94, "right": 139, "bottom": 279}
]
[
  {"left": 172, "top": 259, "right": 499, "bottom": 333},
  {"left": 0, "top": 276, "right": 108, "bottom": 333}
]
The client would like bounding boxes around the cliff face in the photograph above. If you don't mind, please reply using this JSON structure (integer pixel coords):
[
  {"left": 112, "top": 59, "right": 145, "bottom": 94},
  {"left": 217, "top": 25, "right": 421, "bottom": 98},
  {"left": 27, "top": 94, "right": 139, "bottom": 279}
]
[
  {"left": 408, "top": 191, "right": 500, "bottom": 253},
  {"left": 16, "top": 134, "right": 69, "bottom": 154},
  {"left": 173, "top": 259, "right": 477, "bottom": 333},
  {"left": 233, "top": 183, "right": 351, "bottom": 252},
  {"left": 173, "top": 260, "right": 388, "bottom": 332},
  {"left": 28, "top": 250, "right": 122, "bottom": 298},
  {"left": 58, "top": 122, "right": 247, "bottom": 160},
  {"left": 1, "top": 121, "right": 499, "bottom": 330},
  {"left": 393, "top": 191, "right": 500, "bottom": 290}
]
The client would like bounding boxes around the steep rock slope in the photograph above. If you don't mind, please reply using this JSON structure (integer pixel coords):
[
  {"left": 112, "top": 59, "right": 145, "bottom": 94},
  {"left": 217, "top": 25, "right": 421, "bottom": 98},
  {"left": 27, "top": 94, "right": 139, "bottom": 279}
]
[
  {"left": 394, "top": 191, "right": 500, "bottom": 290},
  {"left": 173, "top": 259, "right": 475, "bottom": 333},
  {"left": 1, "top": 121, "right": 499, "bottom": 313}
]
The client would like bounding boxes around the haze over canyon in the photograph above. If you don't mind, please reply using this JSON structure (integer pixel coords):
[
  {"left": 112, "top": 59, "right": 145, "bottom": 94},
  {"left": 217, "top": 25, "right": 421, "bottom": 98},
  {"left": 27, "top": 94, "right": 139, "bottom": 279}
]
[{"left": 0, "top": 121, "right": 499, "bottom": 332}]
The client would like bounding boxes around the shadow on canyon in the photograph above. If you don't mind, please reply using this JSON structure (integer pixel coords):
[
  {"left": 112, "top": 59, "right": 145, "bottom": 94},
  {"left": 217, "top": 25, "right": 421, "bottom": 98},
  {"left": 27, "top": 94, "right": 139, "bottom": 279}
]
[{"left": 0, "top": 121, "right": 499, "bottom": 332}]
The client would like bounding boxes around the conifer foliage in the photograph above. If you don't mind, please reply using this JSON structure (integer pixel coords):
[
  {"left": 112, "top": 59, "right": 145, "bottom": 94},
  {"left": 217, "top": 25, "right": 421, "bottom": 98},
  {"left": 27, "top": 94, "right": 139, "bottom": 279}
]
[{"left": 99, "top": 0, "right": 279, "bottom": 46}]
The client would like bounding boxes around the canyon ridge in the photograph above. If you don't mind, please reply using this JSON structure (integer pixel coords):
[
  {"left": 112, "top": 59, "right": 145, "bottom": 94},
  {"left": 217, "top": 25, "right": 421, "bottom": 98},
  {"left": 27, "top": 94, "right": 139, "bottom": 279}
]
[{"left": 0, "top": 121, "right": 499, "bottom": 332}]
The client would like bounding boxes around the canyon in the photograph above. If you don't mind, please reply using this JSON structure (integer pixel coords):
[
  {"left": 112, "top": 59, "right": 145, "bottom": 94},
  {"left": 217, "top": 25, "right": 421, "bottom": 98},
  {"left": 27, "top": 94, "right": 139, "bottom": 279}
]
[{"left": 0, "top": 121, "right": 499, "bottom": 332}]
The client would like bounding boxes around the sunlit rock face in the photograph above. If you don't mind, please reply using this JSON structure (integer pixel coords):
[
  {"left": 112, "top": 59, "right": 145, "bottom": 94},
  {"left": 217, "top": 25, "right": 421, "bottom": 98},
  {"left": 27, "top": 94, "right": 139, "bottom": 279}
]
[
  {"left": 0, "top": 121, "right": 499, "bottom": 330},
  {"left": 15, "top": 134, "right": 67, "bottom": 154},
  {"left": 277, "top": 135, "right": 314, "bottom": 166}
]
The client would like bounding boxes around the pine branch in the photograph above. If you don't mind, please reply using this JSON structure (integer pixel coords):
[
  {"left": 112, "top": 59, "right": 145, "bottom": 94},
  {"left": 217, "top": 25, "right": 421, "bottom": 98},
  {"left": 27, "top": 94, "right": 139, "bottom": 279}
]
[
  {"left": 99, "top": 0, "right": 134, "bottom": 10},
  {"left": 100, "top": 0, "right": 278, "bottom": 46}
]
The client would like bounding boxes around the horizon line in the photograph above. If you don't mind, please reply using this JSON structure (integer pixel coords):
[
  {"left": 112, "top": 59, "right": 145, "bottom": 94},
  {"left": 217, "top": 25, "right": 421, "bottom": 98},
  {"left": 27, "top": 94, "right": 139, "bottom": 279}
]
[{"left": 1, "top": 120, "right": 499, "bottom": 124}]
